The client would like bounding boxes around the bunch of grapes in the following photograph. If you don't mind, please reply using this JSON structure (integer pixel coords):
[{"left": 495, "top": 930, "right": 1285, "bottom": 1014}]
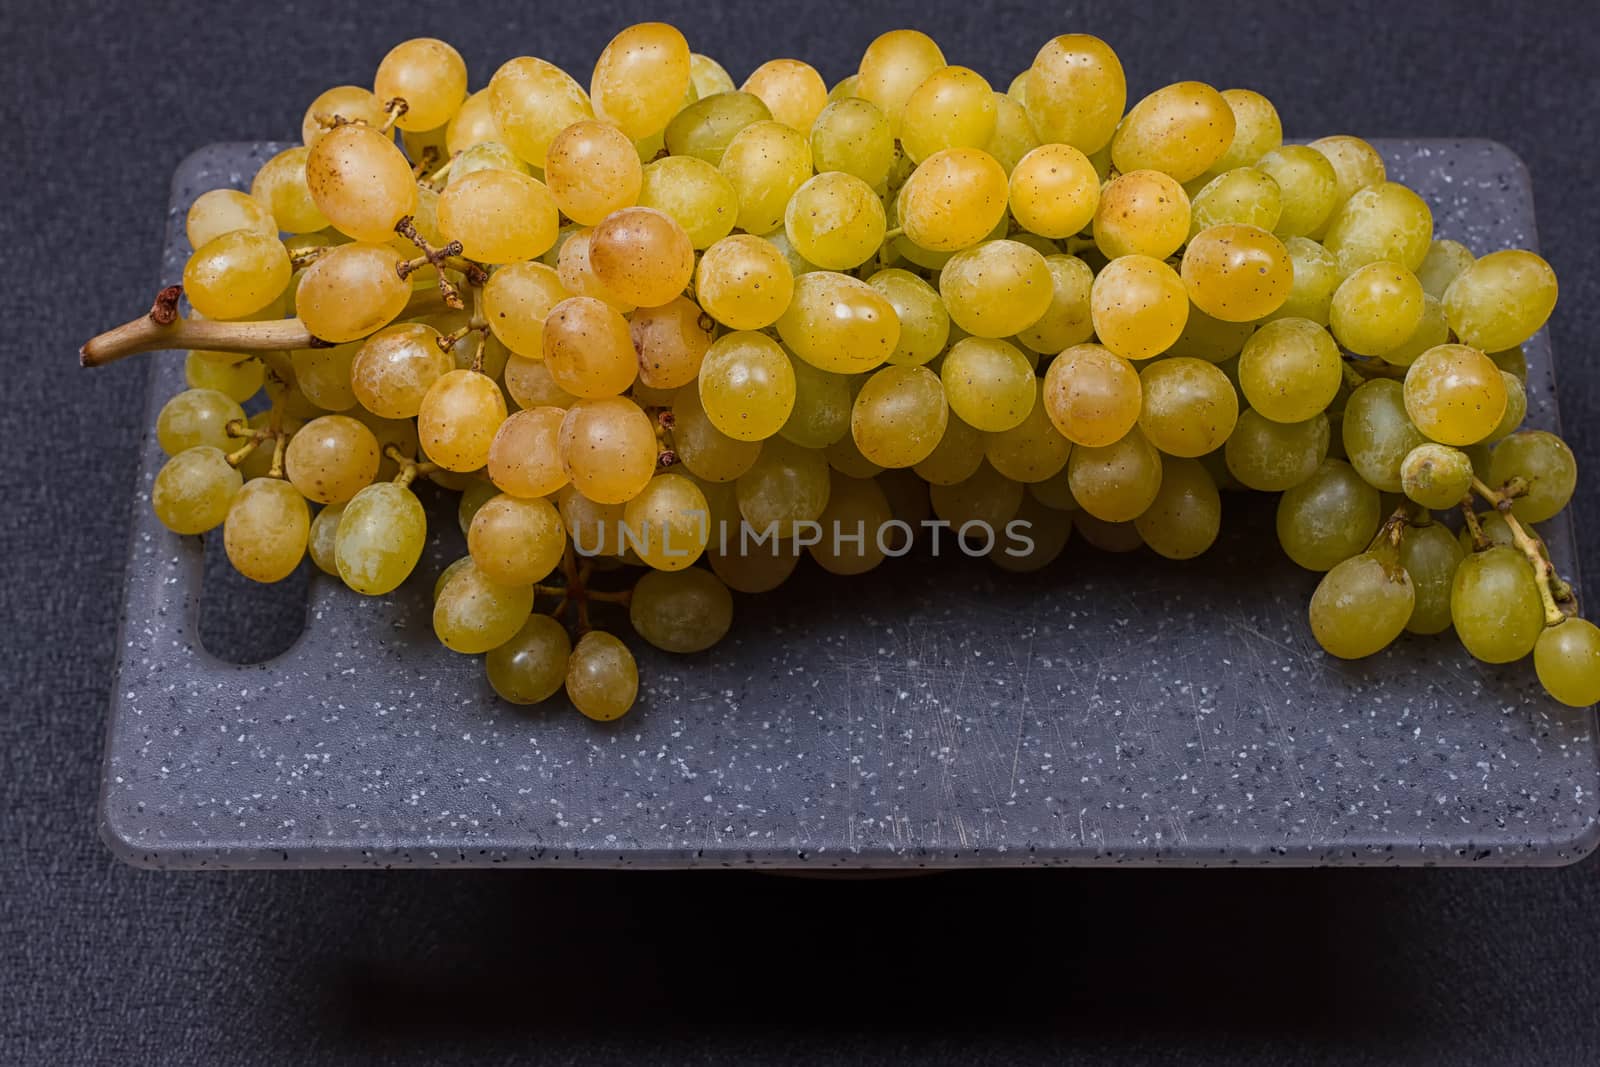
[{"left": 82, "top": 24, "right": 1598, "bottom": 721}]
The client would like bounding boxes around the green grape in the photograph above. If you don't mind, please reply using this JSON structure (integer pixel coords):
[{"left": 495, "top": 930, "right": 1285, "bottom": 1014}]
[
  {"left": 332, "top": 481, "right": 426, "bottom": 595},
  {"left": 937, "top": 240, "right": 1054, "bottom": 338},
  {"left": 868, "top": 269, "right": 950, "bottom": 366},
  {"left": 1309, "top": 550, "right": 1414, "bottom": 659},
  {"left": 742, "top": 58, "right": 828, "bottom": 130},
  {"left": 1458, "top": 510, "right": 1532, "bottom": 555},
  {"left": 779, "top": 359, "right": 852, "bottom": 449},
  {"left": 467, "top": 493, "right": 566, "bottom": 585},
  {"left": 185, "top": 188, "right": 277, "bottom": 249},
  {"left": 433, "top": 559, "right": 536, "bottom": 655},
  {"left": 809, "top": 98, "right": 895, "bottom": 187},
  {"left": 989, "top": 495, "right": 1073, "bottom": 573},
  {"left": 896, "top": 147, "right": 1009, "bottom": 252},
  {"left": 1225, "top": 408, "right": 1329, "bottom": 491},
  {"left": 1343, "top": 379, "right": 1427, "bottom": 492},
  {"left": 1398, "top": 521, "right": 1464, "bottom": 635},
  {"left": 939, "top": 338, "right": 1035, "bottom": 433},
  {"left": 720, "top": 120, "right": 813, "bottom": 235},
  {"left": 1238, "top": 318, "right": 1341, "bottom": 423},
  {"left": 899, "top": 65, "right": 996, "bottom": 163},
  {"left": 591, "top": 22, "right": 690, "bottom": 139},
  {"left": 1400, "top": 443, "right": 1473, "bottom": 509},
  {"left": 307, "top": 502, "right": 343, "bottom": 575},
  {"left": 637, "top": 155, "right": 739, "bottom": 249},
  {"left": 982, "top": 92, "right": 1042, "bottom": 175},
  {"left": 485, "top": 614, "right": 571, "bottom": 704},
  {"left": 1090, "top": 254, "right": 1189, "bottom": 360},
  {"left": 1165, "top": 306, "right": 1253, "bottom": 363},
  {"left": 1489, "top": 345, "right": 1528, "bottom": 382},
  {"left": 986, "top": 380, "right": 1073, "bottom": 483},
  {"left": 630, "top": 568, "right": 734, "bottom": 652},
  {"left": 784, "top": 171, "right": 886, "bottom": 270},
  {"left": 1377, "top": 294, "right": 1449, "bottom": 368},
  {"left": 736, "top": 437, "right": 831, "bottom": 537},
  {"left": 913, "top": 413, "right": 987, "bottom": 486},
  {"left": 156, "top": 388, "right": 246, "bottom": 455},
  {"left": 776, "top": 271, "right": 900, "bottom": 374},
  {"left": 1180, "top": 224, "right": 1293, "bottom": 323},
  {"left": 1134, "top": 457, "right": 1221, "bottom": 560},
  {"left": 631, "top": 296, "right": 714, "bottom": 390},
  {"left": 557, "top": 396, "right": 658, "bottom": 504},
  {"left": 1188, "top": 167, "right": 1282, "bottom": 236},
  {"left": 418, "top": 369, "right": 506, "bottom": 472},
  {"left": 697, "top": 234, "right": 795, "bottom": 330},
  {"left": 1416, "top": 238, "right": 1476, "bottom": 300},
  {"left": 809, "top": 473, "right": 893, "bottom": 576},
  {"left": 665, "top": 90, "right": 772, "bottom": 165},
  {"left": 1016, "top": 255, "right": 1095, "bottom": 355},
  {"left": 1330, "top": 261, "right": 1425, "bottom": 356},
  {"left": 1093, "top": 169, "right": 1190, "bottom": 260},
  {"left": 929, "top": 461, "right": 1024, "bottom": 530},
  {"left": 671, "top": 387, "right": 762, "bottom": 482},
  {"left": 1111, "top": 81, "right": 1236, "bottom": 182},
  {"left": 1255, "top": 145, "right": 1339, "bottom": 238},
  {"left": 183, "top": 230, "right": 290, "bottom": 321},
  {"left": 224, "top": 477, "right": 310, "bottom": 583},
  {"left": 1535, "top": 619, "right": 1600, "bottom": 708},
  {"left": 151, "top": 446, "right": 242, "bottom": 535},
  {"left": 1451, "top": 546, "right": 1545, "bottom": 663},
  {"left": 284, "top": 414, "right": 380, "bottom": 504},
  {"left": 566, "top": 631, "right": 640, "bottom": 720},
  {"left": 853, "top": 365, "right": 949, "bottom": 467},
  {"left": 1206, "top": 88, "right": 1282, "bottom": 173},
  {"left": 1402, "top": 343, "right": 1507, "bottom": 446},
  {"left": 250, "top": 145, "right": 329, "bottom": 234},
  {"left": 698, "top": 331, "right": 798, "bottom": 441},
  {"left": 1321, "top": 181, "right": 1433, "bottom": 273},
  {"left": 1265, "top": 236, "right": 1341, "bottom": 326},
  {"left": 544, "top": 119, "right": 643, "bottom": 226},
  {"left": 1022, "top": 34, "right": 1125, "bottom": 154},
  {"left": 856, "top": 29, "right": 947, "bottom": 135},
  {"left": 1066, "top": 427, "right": 1163, "bottom": 522},
  {"left": 1307, "top": 135, "right": 1386, "bottom": 206},
  {"left": 1487, "top": 372, "right": 1528, "bottom": 442},
  {"left": 1442, "top": 249, "right": 1559, "bottom": 352},
  {"left": 1275, "top": 459, "right": 1380, "bottom": 571},
  {"left": 1488, "top": 430, "right": 1578, "bottom": 523},
  {"left": 1042, "top": 343, "right": 1142, "bottom": 447},
  {"left": 1136, "top": 357, "right": 1238, "bottom": 458},
  {"left": 305, "top": 124, "right": 418, "bottom": 243},
  {"left": 295, "top": 242, "right": 411, "bottom": 343}
]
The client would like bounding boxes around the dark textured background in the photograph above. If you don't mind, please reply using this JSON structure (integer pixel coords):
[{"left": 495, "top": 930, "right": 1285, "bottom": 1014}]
[{"left": 5, "top": 0, "right": 1600, "bottom": 1062}]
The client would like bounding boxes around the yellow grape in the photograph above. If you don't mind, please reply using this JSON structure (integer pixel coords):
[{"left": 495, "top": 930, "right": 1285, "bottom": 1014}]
[
  {"left": 489, "top": 56, "right": 594, "bottom": 168},
  {"left": 690, "top": 53, "right": 736, "bottom": 97},
  {"left": 1329, "top": 261, "right": 1425, "bottom": 356},
  {"left": 308, "top": 502, "right": 343, "bottom": 574},
  {"left": 1093, "top": 169, "right": 1191, "bottom": 260},
  {"left": 333, "top": 482, "right": 426, "bottom": 595},
  {"left": 665, "top": 90, "right": 772, "bottom": 165},
  {"left": 1042, "top": 343, "right": 1141, "bottom": 447},
  {"left": 541, "top": 296, "right": 640, "bottom": 399},
  {"left": 1267, "top": 236, "right": 1342, "bottom": 325},
  {"left": 1402, "top": 343, "right": 1507, "bottom": 447},
  {"left": 290, "top": 342, "right": 359, "bottom": 411},
  {"left": 185, "top": 189, "right": 277, "bottom": 249},
  {"left": 671, "top": 387, "right": 762, "bottom": 482},
  {"left": 224, "top": 478, "right": 310, "bottom": 583},
  {"left": 301, "top": 85, "right": 386, "bottom": 146},
  {"left": 1017, "top": 255, "right": 1094, "bottom": 354},
  {"left": 591, "top": 22, "right": 692, "bottom": 139},
  {"left": 622, "top": 473, "right": 710, "bottom": 570},
  {"left": 250, "top": 146, "right": 330, "bottom": 233},
  {"left": 554, "top": 227, "right": 634, "bottom": 312},
  {"left": 982, "top": 92, "right": 1042, "bottom": 175},
  {"left": 156, "top": 388, "right": 247, "bottom": 455},
  {"left": 446, "top": 89, "right": 500, "bottom": 155},
  {"left": 712, "top": 522, "right": 809, "bottom": 591},
  {"left": 565, "top": 631, "right": 639, "bottom": 721},
  {"left": 437, "top": 169, "right": 558, "bottom": 263},
  {"left": 1188, "top": 167, "right": 1282, "bottom": 235},
  {"left": 698, "top": 331, "right": 797, "bottom": 441},
  {"left": 1005, "top": 143, "right": 1099, "bottom": 240},
  {"left": 742, "top": 58, "right": 829, "bottom": 130},
  {"left": 481, "top": 261, "right": 570, "bottom": 356},
  {"left": 185, "top": 350, "right": 264, "bottom": 403},
  {"left": 486, "top": 614, "right": 572, "bottom": 705},
  {"left": 1023, "top": 34, "right": 1125, "bottom": 154},
  {"left": 914, "top": 413, "right": 986, "bottom": 486},
  {"left": 503, "top": 354, "right": 577, "bottom": 411},
  {"left": 899, "top": 65, "right": 997, "bottom": 163},
  {"left": 1256, "top": 145, "right": 1339, "bottom": 238},
  {"left": 1180, "top": 224, "right": 1293, "bottom": 322},
  {"left": 1442, "top": 249, "right": 1559, "bottom": 353},
  {"left": 283, "top": 414, "right": 380, "bottom": 504},
  {"left": 638, "top": 155, "right": 739, "bottom": 249},
  {"left": 1321, "top": 181, "right": 1433, "bottom": 273},
  {"left": 544, "top": 120, "right": 643, "bottom": 226},
  {"left": 809, "top": 98, "right": 895, "bottom": 187},
  {"left": 295, "top": 242, "right": 411, "bottom": 343},
  {"left": 447, "top": 141, "right": 531, "bottom": 184},
  {"left": 938, "top": 239, "right": 1053, "bottom": 339},
  {"left": 488, "top": 406, "right": 569, "bottom": 498},
  {"left": 897, "top": 147, "right": 1008, "bottom": 252},
  {"left": 852, "top": 365, "right": 950, "bottom": 468},
  {"left": 418, "top": 369, "right": 507, "bottom": 471},
  {"left": 374, "top": 38, "right": 468, "bottom": 132},
  {"left": 696, "top": 234, "right": 795, "bottom": 330},
  {"left": 1204, "top": 89, "right": 1282, "bottom": 174},
  {"left": 736, "top": 437, "right": 831, "bottom": 536},
  {"left": 939, "top": 338, "right": 1035, "bottom": 433},
  {"left": 1136, "top": 357, "right": 1239, "bottom": 457},
  {"left": 152, "top": 446, "right": 243, "bottom": 535},
  {"left": 1416, "top": 238, "right": 1477, "bottom": 300},
  {"left": 720, "top": 120, "right": 813, "bottom": 235},
  {"left": 1307, "top": 135, "right": 1387, "bottom": 206},
  {"left": 183, "top": 231, "right": 289, "bottom": 320},
  {"left": 304, "top": 124, "right": 417, "bottom": 243},
  {"left": 558, "top": 486, "right": 625, "bottom": 557},
  {"left": 433, "top": 559, "right": 535, "bottom": 655},
  {"left": 1165, "top": 306, "right": 1253, "bottom": 363},
  {"left": 631, "top": 296, "right": 713, "bottom": 390},
  {"left": 868, "top": 268, "right": 950, "bottom": 366},
  {"left": 350, "top": 322, "right": 453, "bottom": 419},
  {"left": 929, "top": 461, "right": 1023, "bottom": 530},
  {"left": 1111, "top": 81, "right": 1236, "bottom": 182},
  {"left": 468, "top": 493, "right": 566, "bottom": 585},
  {"left": 808, "top": 473, "right": 892, "bottom": 576},
  {"left": 776, "top": 271, "right": 900, "bottom": 374},
  {"left": 986, "top": 380, "right": 1073, "bottom": 483},
  {"left": 1067, "top": 427, "right": 1164, "bottom": 522},
  {"left": 1238, "top": 318, "right": 1343, "bottom": 423},
  {"left": 856, "top": 29, "right": 946, "bottom": 136},
  {"left": 1090, "top": 254, "right": 1190, "bottom": 360},
  {"left": 784, "top": 171, "right": 885, "bottom": 270},
  {"left": 558, "top": 396, "right": 658, "bottom": 504},
  {"left": 586, "top": 206, "right": 695, "bottom": 307}
]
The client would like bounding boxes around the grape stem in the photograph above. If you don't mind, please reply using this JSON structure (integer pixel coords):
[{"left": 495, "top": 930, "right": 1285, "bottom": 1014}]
[
  {"left": 1469, "top": 476, "right": 1570, "bottom": 627},
  {"left": 385, "top": 446, "right": 438, "bottom": 489},
  {"left": 80, "top": 286, "right": 451, "bottom": 367},
  {"left": 379, "top": 97, "right": 408, "bottom": 134},
  {"left": 1458, "top": 499, "right": 1491, "bottom": 551},
  {"left": 267, "top": 433, "right": 287, "bottom": 479},
  {"left": 394, "top": 216, "right": 487, "bottom": 310},
  {"left": 423, "top": 153, "right": 456, "bottom": 188},
  {"left": 288, "top": 245, "right": 332, "bottom": 270}
]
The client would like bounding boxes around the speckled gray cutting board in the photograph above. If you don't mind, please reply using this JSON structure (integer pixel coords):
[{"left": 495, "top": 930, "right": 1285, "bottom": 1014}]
[{"left": 101, "top": 139, "right": 1599, "bottom": 869}]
